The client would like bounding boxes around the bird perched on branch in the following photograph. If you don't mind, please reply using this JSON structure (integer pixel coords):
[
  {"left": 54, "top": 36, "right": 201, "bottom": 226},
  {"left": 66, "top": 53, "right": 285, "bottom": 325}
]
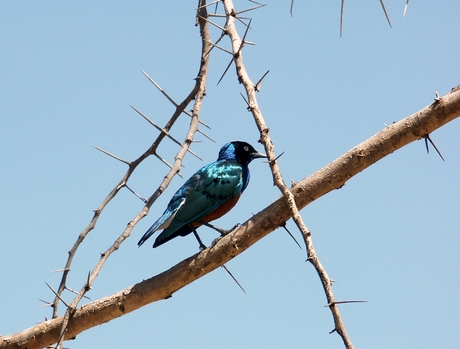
[{"left": 138, "top": 141, "right": 266, "bottom": 249}]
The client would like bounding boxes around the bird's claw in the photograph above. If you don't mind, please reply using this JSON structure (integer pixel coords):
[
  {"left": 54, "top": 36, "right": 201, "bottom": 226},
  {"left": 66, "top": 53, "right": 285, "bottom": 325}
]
[
  {"left": 211, "top": 237, "right": 221, "bottom": 247},
  {"left": 198, "top": 220, "right": 239, "bottom": 236},
  {"left": 220, "top": 223, "right": 241, "bottom": 236}
]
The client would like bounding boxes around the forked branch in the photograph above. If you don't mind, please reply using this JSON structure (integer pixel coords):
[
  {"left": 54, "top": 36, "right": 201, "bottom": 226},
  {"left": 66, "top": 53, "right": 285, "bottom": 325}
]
[{"left": 48, "top": 3, "right": 213, "bottom": 348}]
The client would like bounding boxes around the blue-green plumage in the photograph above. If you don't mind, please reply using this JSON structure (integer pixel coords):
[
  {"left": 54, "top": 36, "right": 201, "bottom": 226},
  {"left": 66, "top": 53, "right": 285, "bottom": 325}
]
[{"left": 138, "top": 141, "right": 266, "bottom": 248}]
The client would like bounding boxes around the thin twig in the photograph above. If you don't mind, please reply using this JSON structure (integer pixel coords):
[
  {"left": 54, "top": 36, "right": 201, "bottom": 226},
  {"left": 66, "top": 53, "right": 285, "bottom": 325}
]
[
  {"left": 424, "top": 135, "right": 445, "bottom": 161},
  {"left": 50, "top": 4, "right": 213, "bottom": 347},
  {"left": 197, "top": 128, "right": 216, "bottom": 143},
  {"left": 65, "top": 286, "right": 91, "bottom": 300},
  {"left": 340, "top": 0, "right": 345, "bottom": 37},
  {"left": 204, "top": 30, "right": 227, "bottom": 57},
  {"left": 217, "top": 19, "right": 252, "bottom": 85},
  {"left": 255, "top": 70, "right": 270, "bottom": 92},
  {"left": 239, "top": 92, "right": 250, "bottom": 108},
  {"left": 221, "top": 265, "right": 247, "bottom": 293},
  {"left": 125, "top": 184, "right": 148, "bottom": 203},
  {"left": 204, "top": 39, "right": 234, "bottom": 55},
  {"left": 45, "top": 283, "right": 69, "bottom": 308},
  {"left": 142, "top": 70, "right": 211, "bottom": 130},
  {"left": 39, "top": 299, "right": 53, "bottom": 308},
  {"left": 326, "top": 300, "right": 367, "bottom": 306},
  {"left": 379, "top": 0, "right": 392, "bottom": 28},
  {"left": 153, "top": 153, "right": 184, "bottom": 178},
  {"left": 198, "top": 15, "right": 226, "bottom": 31},
  {"left": 196, "top": 0, "right": 220, "bottom": 10},
  {"left": 403, "top": 0, "right": 410, "bottom": 17},
  {"left": 221, "top": 1, "right": 355, "bottom": 347},
  {"left": 141, "top": 71, "right": 179, "bottom": 107},
  {"left": 234, "top": 3, "right": 266, "bottom": 15},
  {"left": 130, "top": 105, "right": 203, "bottom": 161},
  {"left": 280, "top": 222, "right": 302, "bottom": 249},
  {"left": 93, "top": 146, "right": 131, "bottom": 165}
]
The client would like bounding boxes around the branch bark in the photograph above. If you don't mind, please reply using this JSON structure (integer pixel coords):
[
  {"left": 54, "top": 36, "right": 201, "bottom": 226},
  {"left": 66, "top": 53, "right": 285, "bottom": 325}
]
[
  {"left": 2, "top": 87, "right": 459, "bottom": 349},
  {"left": 48, "top": 2, "right": 212, "bottom": 348}
]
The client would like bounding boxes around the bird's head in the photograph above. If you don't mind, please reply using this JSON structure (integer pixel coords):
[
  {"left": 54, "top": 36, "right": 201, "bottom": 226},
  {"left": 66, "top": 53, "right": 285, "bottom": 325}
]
[{"left": 217, "top": 141, "right": 267, "bottom": 165}]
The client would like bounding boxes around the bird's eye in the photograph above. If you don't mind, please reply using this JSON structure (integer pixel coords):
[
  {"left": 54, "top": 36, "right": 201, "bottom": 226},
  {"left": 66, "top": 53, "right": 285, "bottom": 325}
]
[{"left": 244, "top": 146, "right": 249, "bottom": 151}]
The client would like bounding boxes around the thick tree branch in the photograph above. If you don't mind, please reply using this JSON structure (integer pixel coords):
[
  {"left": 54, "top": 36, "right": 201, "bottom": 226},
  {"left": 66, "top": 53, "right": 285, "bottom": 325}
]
[{"left": 2, "top": 86, "right": 459, "bottom": 349}]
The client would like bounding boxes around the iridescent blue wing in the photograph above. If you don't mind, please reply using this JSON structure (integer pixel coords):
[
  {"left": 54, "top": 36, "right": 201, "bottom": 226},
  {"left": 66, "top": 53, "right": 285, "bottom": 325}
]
[{"left": 153, "top": 159, "right": 244, "bottom": 245}]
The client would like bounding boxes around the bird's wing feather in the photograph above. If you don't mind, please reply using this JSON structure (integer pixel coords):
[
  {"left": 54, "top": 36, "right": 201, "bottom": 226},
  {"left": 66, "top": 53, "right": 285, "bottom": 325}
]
[
  {"left": 137, "top": 194, "right": 187, "bottom": 247},
  {"left": 155, "top": 160, "right": 243, "bottom": 241},
  {"left": 139, "top": 160, "right": 244, "bottom": 247}
]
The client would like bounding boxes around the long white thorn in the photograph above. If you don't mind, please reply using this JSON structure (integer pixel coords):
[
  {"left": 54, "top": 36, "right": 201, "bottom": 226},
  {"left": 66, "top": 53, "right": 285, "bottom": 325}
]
[{"left": 93, "top": 146, "right": 131, "bottom": 165}]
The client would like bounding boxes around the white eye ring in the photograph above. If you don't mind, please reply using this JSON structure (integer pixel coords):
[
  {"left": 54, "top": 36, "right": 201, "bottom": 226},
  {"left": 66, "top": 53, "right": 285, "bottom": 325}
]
[{"left": 244, "top": 146, "right": 249, "bottom": 151}]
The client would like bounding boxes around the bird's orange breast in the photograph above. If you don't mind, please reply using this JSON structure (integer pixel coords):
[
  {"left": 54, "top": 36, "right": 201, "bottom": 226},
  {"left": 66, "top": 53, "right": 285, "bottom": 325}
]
[{"left": 192, "top": 194, "right": 241, "bottom": 227}]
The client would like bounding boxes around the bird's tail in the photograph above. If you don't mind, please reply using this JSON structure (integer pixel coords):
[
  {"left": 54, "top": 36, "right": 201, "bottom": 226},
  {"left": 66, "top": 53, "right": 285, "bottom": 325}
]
[
  {"left": 138, "top": 199, "right": 183, "bottom": 247},
  {"left": 138, "top": 225, "right": 157, "bottom": 247},
  {"left": 138, "top": 212, "right": 173, "bottom": 247}
]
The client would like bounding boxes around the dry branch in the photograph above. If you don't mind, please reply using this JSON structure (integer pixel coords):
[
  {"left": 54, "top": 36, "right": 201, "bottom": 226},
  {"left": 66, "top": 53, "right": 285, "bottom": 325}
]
[
  {"left": 47, "top": 3, "right": 213, "bottom": 348},
  {"left": 220, "top": 0, "right": 354, "bottom": 345},
  {"left": 2, "top": 86, "right": 459, "bottom": 349}
]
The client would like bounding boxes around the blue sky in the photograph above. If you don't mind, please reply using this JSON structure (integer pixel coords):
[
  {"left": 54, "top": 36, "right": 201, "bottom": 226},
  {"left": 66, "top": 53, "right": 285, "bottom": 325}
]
[{"left": 1, "top": 1, "right": 459, "bottom": 348}]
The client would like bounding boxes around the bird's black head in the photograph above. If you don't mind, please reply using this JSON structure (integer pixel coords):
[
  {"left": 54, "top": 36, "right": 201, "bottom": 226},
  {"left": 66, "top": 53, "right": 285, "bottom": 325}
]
[{"left": 217, "top": 141, "right": 267, "bottom": 166}]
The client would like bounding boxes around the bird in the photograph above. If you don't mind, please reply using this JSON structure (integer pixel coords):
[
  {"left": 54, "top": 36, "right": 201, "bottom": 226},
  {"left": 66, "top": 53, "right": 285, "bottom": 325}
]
[{"left": 138, "top": 141, "right": 266, "bottom": 249}]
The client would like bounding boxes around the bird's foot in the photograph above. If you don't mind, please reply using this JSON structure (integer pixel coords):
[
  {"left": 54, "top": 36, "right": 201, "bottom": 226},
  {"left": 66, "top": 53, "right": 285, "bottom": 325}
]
[
  {"left": 199, "top": 220, "right": 241, "bottom": 236},
  {"left": 220, "top": 223, "right": 241, "bottom": 236},
  {"left": 211, "top": 223, "right": 243, "bottom": 246},
  {"left": 211, "top": 237, "right": 221, "bottom": 247}
]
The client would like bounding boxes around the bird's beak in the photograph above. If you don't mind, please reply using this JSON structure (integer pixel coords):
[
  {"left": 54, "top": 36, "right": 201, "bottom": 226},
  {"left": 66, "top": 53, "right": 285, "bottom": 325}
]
[{"left": 251, "top": 151, "right": 267, "bottom": 160}]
